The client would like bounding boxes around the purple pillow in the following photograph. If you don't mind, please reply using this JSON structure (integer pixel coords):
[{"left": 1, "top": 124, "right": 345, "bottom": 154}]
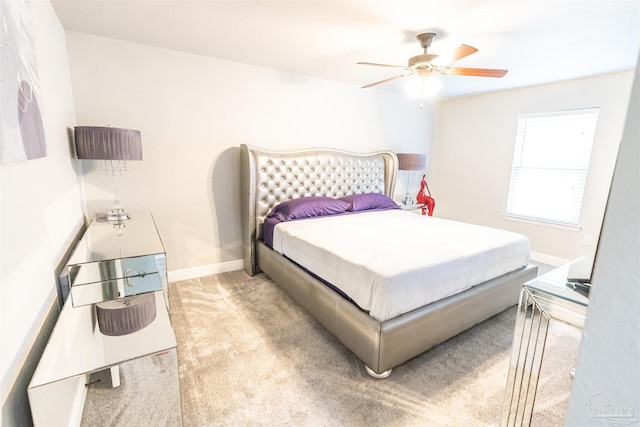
[
  {"left": 340, "top": 193, "right": 400, "bottom": 212},
  {"left": 267, "top": 196, "right": 350, "bottom": 221}
]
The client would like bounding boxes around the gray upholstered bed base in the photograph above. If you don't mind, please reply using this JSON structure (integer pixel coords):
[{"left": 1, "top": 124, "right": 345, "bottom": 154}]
[{"left": 240, "top": 144, "right": 537, "bottom": 376}]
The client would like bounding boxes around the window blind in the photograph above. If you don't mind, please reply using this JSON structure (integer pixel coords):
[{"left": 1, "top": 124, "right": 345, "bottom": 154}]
[{"left": 506, "top": 108, "right": 599, "bottom": 227}]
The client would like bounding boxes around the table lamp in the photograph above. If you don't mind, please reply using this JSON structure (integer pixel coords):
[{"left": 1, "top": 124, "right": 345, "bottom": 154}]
[
  {"left": 74, "top": 126, "right": 142, "bottom": 222},
  {"left": 397, "top": 153, "right": 426, "bottom": 205}
]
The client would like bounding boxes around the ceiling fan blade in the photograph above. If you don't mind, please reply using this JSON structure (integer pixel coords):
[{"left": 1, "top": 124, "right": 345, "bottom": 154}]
[
  {"left": 430, "top": 44, "right": 478, "bottom": 66},
  {"left": 441, "top": 67, "right": 508, "bottom": 78},
  {"left": 357, "top": 62, "right": 407, "bottom": 69},
  {"left": 361, "top": 74, "right": 409, "bottom": 88}
]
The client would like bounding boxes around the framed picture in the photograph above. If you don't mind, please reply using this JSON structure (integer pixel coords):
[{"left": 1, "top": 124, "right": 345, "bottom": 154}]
[{"left": 1, "top": 0, "right": 46, "bottom": 164}]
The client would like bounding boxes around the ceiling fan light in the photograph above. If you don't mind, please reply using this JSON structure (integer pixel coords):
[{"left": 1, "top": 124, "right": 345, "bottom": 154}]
[{"left": 404, "top": 76, "right": 442, "bottom": 98}]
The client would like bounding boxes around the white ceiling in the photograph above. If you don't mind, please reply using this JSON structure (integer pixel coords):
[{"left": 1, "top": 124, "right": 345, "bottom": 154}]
[{"left": 51, "top": 0, "right": 640, "bottom": 99}]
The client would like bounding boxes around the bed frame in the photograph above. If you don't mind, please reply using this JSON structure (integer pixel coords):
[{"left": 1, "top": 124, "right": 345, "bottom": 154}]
[{"left": 240, "top": 144, "right": 537, "bottom": 377}]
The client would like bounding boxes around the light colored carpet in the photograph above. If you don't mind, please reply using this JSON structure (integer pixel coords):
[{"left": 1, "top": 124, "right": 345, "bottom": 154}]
[
  {"left": 167, "top": 270, "right": 581, "bottom": 427},
  {"left": 81, "top": 349, "right": 181, "bottom": 426}
]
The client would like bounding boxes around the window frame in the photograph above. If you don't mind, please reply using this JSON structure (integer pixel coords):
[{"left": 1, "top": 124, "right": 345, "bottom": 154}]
[{"left": 504, "top": 108, "right": 600, "bottom": 230}]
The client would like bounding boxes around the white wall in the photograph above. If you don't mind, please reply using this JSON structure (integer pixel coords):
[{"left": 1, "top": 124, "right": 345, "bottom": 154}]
[
  {"left": 0, "top": 0, "right": 83, "bottom": 423},
  {"left": 432, "top": 72, "right": 633, "bottom": 261},
  {"left": 64, "top": 32, "right": 434, "bottom": 277},
  {"left": 565, "top": 57, "right": 639, "bottom": 425}
]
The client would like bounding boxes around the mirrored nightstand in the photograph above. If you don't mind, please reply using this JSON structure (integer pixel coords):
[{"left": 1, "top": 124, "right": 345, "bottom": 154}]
[
  {"left": 502, "top": 261, "right": 589, "bottom": 426},
  {"left": 66, "top": 212, "right": 168, "bottom": 308},
  {"left": 28, "top": 213, "right": 181, "bottom": 426}
]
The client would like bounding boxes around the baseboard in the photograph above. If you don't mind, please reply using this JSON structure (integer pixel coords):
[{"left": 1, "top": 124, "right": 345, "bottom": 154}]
[
  {"left": 530, "top": 251, "right": 570, "bottom": 267},
  {"left": 167, "top": 259, "right": 244, "bottom": 283}
]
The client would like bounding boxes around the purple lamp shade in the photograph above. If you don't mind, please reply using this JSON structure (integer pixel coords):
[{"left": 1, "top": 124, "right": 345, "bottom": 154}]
[
  {"left": 74, "top": 126, "right": 142, "bottom": 161},
  {"left": 397, "top": 153, "right": 426, "bottom": 171}
]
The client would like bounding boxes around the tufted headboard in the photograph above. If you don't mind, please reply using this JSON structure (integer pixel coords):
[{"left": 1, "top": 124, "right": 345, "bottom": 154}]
[{"left": 240, "top": 144, "right": 398, "bottom": 276}]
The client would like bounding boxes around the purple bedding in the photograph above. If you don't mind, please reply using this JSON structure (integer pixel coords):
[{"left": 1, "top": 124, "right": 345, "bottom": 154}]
[{"left": 263, "top": 193, "right": 401, "bottom": 248}]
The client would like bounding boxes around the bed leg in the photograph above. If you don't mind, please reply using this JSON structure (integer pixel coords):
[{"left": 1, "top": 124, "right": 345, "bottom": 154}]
[{"left": 365, "top": 365, "right": 392, "bottom": 379}]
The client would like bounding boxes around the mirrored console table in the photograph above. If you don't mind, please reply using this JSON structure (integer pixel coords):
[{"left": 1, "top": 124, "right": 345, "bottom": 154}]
[
  {"left": 28, "top": 213, "right": 181, "bottom": 426},
  {"left": 66, "top": 212, "right": 168, "bottom": 307},
  {"left": 501, "top": 262, "right": 589, "bottom": 426}
]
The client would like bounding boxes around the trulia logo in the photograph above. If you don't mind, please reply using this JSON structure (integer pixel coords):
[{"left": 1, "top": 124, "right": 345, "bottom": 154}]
[{"left": 584, "top": 393, "right": 638, "bottom": 426}]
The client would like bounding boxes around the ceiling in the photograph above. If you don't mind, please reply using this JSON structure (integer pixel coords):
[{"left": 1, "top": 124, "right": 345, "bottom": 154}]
[{"left": 51, "top": 0, "right": 640, "bottom": 99}]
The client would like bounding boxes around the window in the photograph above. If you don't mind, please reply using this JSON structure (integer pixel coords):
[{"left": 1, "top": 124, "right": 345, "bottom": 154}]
[{"left": 505, "top": 108, "right": 599, "bottom": 228}]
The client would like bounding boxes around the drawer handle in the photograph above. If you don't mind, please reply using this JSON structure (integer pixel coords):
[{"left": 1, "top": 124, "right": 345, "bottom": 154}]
[{"left": 124, "top": 269, "right": 147, "bottom": 287}]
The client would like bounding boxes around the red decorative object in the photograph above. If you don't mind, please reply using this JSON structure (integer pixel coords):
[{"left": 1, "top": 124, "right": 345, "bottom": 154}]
[{"left": 416, "top": 174, "right": 435, "bottom": 216}]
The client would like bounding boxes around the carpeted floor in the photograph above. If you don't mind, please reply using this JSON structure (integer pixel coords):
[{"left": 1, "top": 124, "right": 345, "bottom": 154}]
[
  {"left": 164, "top": 269, "right": 581, "bottom": 427},
  {"left": 81, "top": 349, "right": 181, "bottom": 426},
  {"left": 80, "top": 266, "right": 579, "bottom": 426}
]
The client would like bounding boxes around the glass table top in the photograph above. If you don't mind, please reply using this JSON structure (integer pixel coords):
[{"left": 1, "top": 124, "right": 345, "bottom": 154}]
[
  {"left": 67, "top": 212, "right": 165, "bottom": 266},
  {"left": 29, "top": 291, "right": 176, "bottom": 389},
  {"left": 524, "top": 262, "right": 589, "bottom": 307}
]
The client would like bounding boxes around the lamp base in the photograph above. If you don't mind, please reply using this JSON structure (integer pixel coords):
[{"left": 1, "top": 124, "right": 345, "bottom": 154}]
[
  {"left": 402, "top": 193, "right": 414, "bottom": 205},
  {"left": 106, "top": 207, "right": 131, "bottom": 222},
  {"left": 95, "top": 207, "right": 131, "bottom": 223}
]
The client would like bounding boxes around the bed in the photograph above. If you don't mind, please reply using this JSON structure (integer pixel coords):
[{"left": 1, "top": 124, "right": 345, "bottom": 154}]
[{"left": 240, "top": 144, "right": 537, "bottom": 378}]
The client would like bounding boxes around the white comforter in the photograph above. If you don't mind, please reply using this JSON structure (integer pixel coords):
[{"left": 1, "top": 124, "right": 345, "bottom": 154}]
[{"left": 272, "top": 210, "right": 530, "bottom": 321}]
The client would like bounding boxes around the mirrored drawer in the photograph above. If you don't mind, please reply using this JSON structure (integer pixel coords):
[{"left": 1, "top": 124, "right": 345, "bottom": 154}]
[
  {"left": 70, "top": 271, "right": 164, "bottom": 307},
  {"left": 64, "top": 213, "right": 168, "bottom": 307},
  {"left": 68, "top": 254, "right": 165, "bottom": 287}
]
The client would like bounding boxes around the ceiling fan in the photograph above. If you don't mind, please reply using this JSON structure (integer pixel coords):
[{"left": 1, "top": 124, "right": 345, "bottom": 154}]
[{"left": 358, "top": 32, "right": 508, "bottom": 89}]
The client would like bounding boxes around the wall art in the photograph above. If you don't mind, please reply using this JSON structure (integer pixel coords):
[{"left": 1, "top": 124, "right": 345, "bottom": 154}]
[{"left": 0, "top": 0, "right": 46, "bottom": 164}]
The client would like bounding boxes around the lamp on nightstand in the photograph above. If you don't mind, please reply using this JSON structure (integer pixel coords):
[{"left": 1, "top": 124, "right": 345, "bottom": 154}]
[
  {"left": 397, "top": 153, "right": 426, "bottom": 205},
  {"left": 74, "top": 126, "right": 142, "bottom": 222}
]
